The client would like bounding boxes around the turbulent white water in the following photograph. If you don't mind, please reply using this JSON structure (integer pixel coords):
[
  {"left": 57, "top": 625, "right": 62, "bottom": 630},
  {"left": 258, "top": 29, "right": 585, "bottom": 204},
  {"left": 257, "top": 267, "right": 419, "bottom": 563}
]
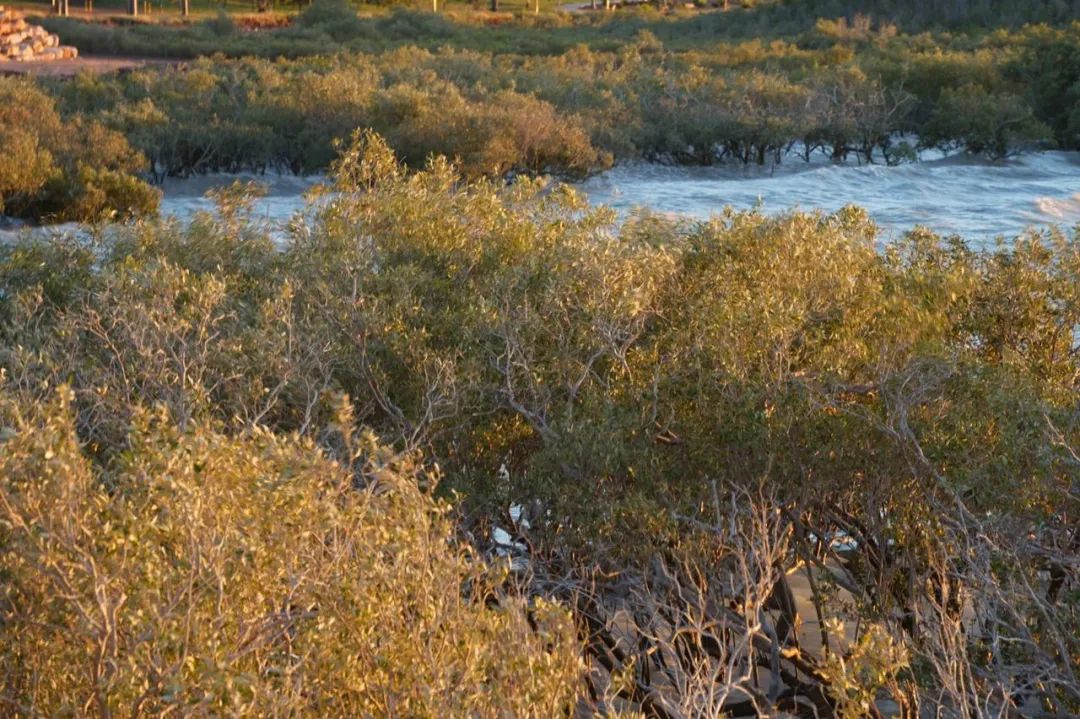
[
  {"left": 158, "top": 172, "right": 325, "bottom": 226},
  {"left": 577, "top": 151, "right": 1080, "bottom": 241},
  {"left": 4, "top": 151, "right": 1077, "bottom": 244},
  {"left": 156, "top": 151, "right": 1080, "bottom": 242}
]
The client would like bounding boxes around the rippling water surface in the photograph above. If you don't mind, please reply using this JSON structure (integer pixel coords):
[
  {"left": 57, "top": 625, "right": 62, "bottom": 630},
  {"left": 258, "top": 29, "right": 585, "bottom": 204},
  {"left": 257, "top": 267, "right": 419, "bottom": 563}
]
[
  {"left": 577, "top": 151, "right": 1080, "bottom": 241},
  {"left": 158, "top": 173, "right": 323, "bottom": 225},
  {"left": 157, "top": 151, "right": 1080, "bottom": 242},
  {"left": 7, "top": 152, "right": 1076, "bottom": 244}
]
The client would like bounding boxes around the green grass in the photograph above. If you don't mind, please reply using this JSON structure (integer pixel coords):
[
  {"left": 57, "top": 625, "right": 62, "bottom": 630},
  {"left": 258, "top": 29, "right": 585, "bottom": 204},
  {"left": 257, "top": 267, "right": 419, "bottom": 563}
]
[
  {"left": 11, "top": 0, "right": 597, "bottom": 23},
  {"left": 24, "top": 0, "right": 1080, "bottom": 68}
]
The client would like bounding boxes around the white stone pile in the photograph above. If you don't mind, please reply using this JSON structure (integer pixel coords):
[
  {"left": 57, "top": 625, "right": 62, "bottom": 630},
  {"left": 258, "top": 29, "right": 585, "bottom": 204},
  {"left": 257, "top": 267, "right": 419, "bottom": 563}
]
[{"left": 0, "top": 6, "right": 78, "bottom": 62}]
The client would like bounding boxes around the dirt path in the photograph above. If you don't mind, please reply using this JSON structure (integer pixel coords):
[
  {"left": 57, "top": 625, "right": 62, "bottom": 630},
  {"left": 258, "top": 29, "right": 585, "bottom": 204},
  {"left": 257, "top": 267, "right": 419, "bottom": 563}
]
[{"left": 0, "top": 54, "right": 180, "bottom": 76}]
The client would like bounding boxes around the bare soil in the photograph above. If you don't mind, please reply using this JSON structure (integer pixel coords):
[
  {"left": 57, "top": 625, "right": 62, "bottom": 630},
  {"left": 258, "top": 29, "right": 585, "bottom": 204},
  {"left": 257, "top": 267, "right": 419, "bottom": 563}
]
[{"left": 0, "top": 53, "right": 179, "bottom": 76}]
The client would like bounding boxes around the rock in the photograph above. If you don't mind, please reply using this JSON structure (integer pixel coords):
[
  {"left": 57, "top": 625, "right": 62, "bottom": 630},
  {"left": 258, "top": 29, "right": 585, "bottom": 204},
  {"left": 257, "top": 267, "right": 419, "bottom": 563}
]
[{"left": 0, "top": 8, "right": 74, "bottom": 62}]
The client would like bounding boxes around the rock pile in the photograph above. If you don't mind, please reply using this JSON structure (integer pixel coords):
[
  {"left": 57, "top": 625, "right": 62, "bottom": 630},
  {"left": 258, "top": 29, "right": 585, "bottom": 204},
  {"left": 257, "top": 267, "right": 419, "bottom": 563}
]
[{"left": 0, "top": 6, "right": 78, "bottom": 62}]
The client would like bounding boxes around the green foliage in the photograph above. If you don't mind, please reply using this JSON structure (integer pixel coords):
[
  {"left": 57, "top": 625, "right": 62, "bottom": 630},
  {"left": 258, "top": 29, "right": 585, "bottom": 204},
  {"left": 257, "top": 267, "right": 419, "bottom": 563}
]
[
  {"left": 0, "top": 78, "right": 159, "bottom": 222},
  {"left": 824, "top": 622, "right": 909, "bottom": 719},
  {"left": 203, "top": 10, "right": 239, "bottom": 37},
  {"left": 30, "top": 15, "right": 1077, "bottom": 199},
  {"left": 0, "top": 389, "right": 583, "bottom": 716},
  {"left": 38, "top": 0, "right": 1080, "bottom": 62},
  {"left": 1010, "top": 23, "right": 1080, "bottom": 148},
  {"left": 1, "top": 133, "right": 1078, "bottom": 713},
  {"left": 3, "top": 0, "right": 1078, "bottom": 704},
  {"left": 295, "top": 0, "right": 367, "bottom": 37},
  {"left": 50, "top": 53, "right": 603, "bottom": 180},
  {"left": 5, "top": 133, "right": 1077, "bottom": 523},
  {"left": 923, "top": 82, "right": 1052, "bottom": 157}
]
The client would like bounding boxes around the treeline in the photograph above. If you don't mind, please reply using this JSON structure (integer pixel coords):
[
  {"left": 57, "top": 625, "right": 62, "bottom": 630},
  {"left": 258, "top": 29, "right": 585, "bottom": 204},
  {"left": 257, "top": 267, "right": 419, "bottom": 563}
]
[
  {"left": 1, "top": 135, "right": 1077, "bottom": 715},
  {"left": 40, "top": 0, "right": 1080, "bottom": 59},
  {"left": 45, "top": 21, "right": 1076, "bottom": 172}
]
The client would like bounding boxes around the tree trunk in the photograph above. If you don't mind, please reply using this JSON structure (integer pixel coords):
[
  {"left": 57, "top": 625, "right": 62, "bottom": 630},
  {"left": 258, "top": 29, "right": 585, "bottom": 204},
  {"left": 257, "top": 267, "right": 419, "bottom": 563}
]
[
  {"left": 181, "top": 0, "right": 189, "bottom": 15},
  {"left": 127, "top": 0, "right": 138, "bottom": 15},
  {"left": 490, "top": 0, "right": 497, "bottom": 10}
]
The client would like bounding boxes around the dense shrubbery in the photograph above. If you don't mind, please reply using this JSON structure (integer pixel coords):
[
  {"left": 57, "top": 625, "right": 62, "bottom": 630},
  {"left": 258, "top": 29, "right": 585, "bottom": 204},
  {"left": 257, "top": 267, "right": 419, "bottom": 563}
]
[
  {"left": 49, "top": 52, "right": 604, "bottom": 180},
  {"left": 35, "top": 18, "right": 1076, "bottom": 188},
  {"left": 0, "top": 78, "right": 159, "bottom": 223},
  {"left": 0, "top": 390, "right": 582, "bottom": 716},
  {"left": 782, "top": 0, "right": 1080, "bottom": 31},
  {"left": 921, "top": 82, "right": 1052, "bottom": 158},
  {"left": 1, "top": 134, "right": 1077, "bottom": 715},
  {"left": 3, "top": 0, "right": 1079, "bottom": 708}
]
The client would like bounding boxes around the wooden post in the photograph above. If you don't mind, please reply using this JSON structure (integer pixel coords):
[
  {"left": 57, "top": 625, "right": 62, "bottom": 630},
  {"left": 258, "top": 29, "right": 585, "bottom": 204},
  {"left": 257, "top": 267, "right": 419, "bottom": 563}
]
[
  {"left": 127, "top": 0, "right": 137, "bottom": 15},
  {"left": 181, "top": 0, "right": 188, "bottom": 14},
  {"left": 86, "top": 0, "right": 93, "bottom": 12}
]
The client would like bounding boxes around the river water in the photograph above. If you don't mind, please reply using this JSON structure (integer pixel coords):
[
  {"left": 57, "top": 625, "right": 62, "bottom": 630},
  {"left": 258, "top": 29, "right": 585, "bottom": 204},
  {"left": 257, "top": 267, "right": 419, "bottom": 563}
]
[
  {"left": 5, "top": 151, "right": 1079, "bottom": 244},
  {"left": 576, "top": 150, "right": 1080, "bottom": 241}
]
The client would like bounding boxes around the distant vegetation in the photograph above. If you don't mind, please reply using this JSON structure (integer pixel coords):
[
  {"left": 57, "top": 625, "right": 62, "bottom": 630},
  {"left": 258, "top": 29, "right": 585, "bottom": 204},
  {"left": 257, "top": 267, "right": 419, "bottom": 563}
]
[
  {"left": 2, "top": 134, "right": 1078, "bottom": 714},
  {"left": 38, "top": 0, "right": 1080, "bottom": 57},
  {"left": 48, "top": 26, "right": 1069, "bottom": 177}
]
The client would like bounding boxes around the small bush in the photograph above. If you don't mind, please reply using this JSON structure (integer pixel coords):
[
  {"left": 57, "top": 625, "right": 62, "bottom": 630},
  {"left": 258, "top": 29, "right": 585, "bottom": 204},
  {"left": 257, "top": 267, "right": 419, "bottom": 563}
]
[
  {"left": 0, "top": 78, "right": 159, "bottom": 223},
  {"left": 203, "top": 10, "right": 238, "bottom": 37},
  {"left": 294, "top": 0, "right": 365, "bottom": 39}
]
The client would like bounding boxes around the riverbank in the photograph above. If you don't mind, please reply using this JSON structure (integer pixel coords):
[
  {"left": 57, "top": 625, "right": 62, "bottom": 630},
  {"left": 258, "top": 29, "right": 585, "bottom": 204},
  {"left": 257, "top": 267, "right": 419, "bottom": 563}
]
[{"left": 0, "top": 52, "right": 176, "bottom": 75}]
